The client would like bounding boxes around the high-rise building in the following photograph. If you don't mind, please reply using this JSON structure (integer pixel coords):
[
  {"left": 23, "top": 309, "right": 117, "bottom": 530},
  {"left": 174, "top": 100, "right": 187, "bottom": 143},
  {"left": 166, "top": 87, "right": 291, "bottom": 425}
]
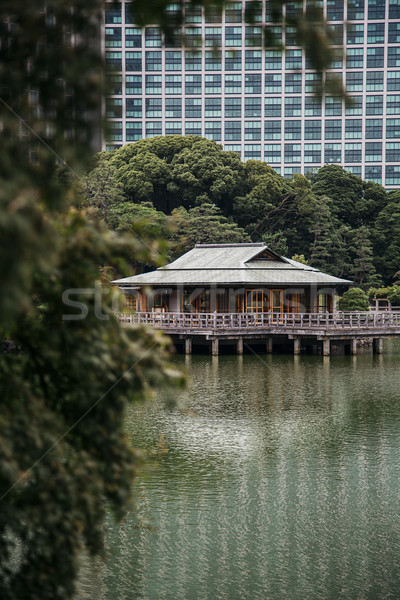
[{"left": 103, "top": 0, "right": 400, "bottom": 188}]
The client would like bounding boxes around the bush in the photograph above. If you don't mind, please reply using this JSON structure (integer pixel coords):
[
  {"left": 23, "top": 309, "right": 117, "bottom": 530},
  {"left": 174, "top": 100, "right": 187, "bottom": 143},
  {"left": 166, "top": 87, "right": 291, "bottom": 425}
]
[
  {"left": 338, "top": 288, "right": 369, "bottom": 311},
  {"left": 387, "top": 285, "right": 400, "bottom": 306}
]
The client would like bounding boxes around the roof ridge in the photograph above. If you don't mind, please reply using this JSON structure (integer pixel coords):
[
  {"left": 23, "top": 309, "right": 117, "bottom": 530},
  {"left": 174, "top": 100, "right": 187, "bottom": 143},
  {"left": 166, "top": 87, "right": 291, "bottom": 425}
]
[{"left": 194, "top": 243, "right": 266, "bottom": 248}]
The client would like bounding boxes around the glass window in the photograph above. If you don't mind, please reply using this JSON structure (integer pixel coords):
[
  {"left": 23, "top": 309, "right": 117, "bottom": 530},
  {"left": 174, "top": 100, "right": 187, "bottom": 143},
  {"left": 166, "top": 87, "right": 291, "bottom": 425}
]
[
  {"left": 205, "top": 121, "right": 221, "bottom": 140},
  {"left": 367, "top": 47, "right": 384, "bottom": 68},
  {"left": 265, "top": 50, "right": 282, "bottom": 70},
  {"left": 305, "top": 96, "right": 322, "bottom": 116},
  {"left": 109, "top": 74, "right": 123, "bottom": 95},
  {"left": 347, "top": 48, "right": 363, "bottom": 68},
  {"left": 225, "top": 121, "right": 242, "bottom": 141},
  {"left": 145, "top": 74, "right": 162, "bottom": 94},
  {"left": 304, "top": 144, "right": 321, "bottom": 163},
  {"left": 365, "top": 119, "right": 383, "bottom": 138},
  {"left": 205, "top": 50, "right": 222, "bottom": 70},
  {"left": 126, "top": 27, "right": 142, "bottom": 48},
  {"left": 345, "top": 119, "right": 362, "bottom": 138},
  {"left": 387, "top": 72, "right": 400, "bottom": 91},
  {"left": 145, "top": 121, "right": 162, "bottom": 137},
  {"left": 265, "top": 121, "right": 281, "bottom": 140},
  {"left": 126, "top": 98, "right": 142, "bottom": 118},
  {"left": 389, "top": 1, "right": 400, "bottom": 18},
  {"left": 325, "top": 143, "right": 342, "bottom": 163},
  {"left": 125, "top": 75, "right": 141, "bottom": 95},
  {"left": 245, "top": 26, "right": 263, "bottom": 46},
  {"left": 225, "top": 50, "right": 242, "bottom": 70},
  {"left": 386, "top": 142, "right": 400, "bottom": 162},
  {"left": 388, "top": 22, "right": 400, "bottom": 43},
  {"left": 285, "top": 50, "right": 302, "bottom": 70},
  {"left": 346, "top": 165, "right": 362, "bottom": 176},
  {"left": 185, "top": 3, "right": 202, "bottom": 23},
  {"left": 245, "top": 50, "right": 262, "bottom": 70},
  {"left": 386, "top": 118, "right": 400, "bottom": 138},
  {"left": 387, "top": 95, "right": 400, "bottom": 114},
  {"left": 185, "top": 122, "right": 202, "bottom": 135},
  {"left": 185, "top": 74, "right": 202, "bottom": 95},
  {"left": 365, "top": 142, "right": 382, "bottom": 162},
  {"left": 327, "top": 0, "right": 344, "bottom": 20},
  {"left": 386, "top": 166, "right": 400, "bottom": 185},
  {"left": 245, "top": 74, "right": 261, "bottom": 94},
  {"left": 225, "top": 98, "right": 241, "bottom": 117},
  {"left": 245, "top": 1, "right": 262, "bottom": 22},
  {"left": 345, "top": 143, "right": 362, "bottom": 162},
  {"left": 185, "top": 51, "right": 202, "bottom": 71},
  {"left": 225, "top": 73, "right": 242, "bottom": 94},
  {"left": 388, "top": 47, "right": 400, "bottom": 67},
  {"left": 265, "top": 97, "right": 281, "bottom": 118},
  {"left": 264, "top": 144, "right": 281, "bottom": 163},
  {"left": 145, "top": 27, "right": 161, "bottom": 47},
  {"left": 165, "top": 98, "right": 182, "bottom": 119},
  {"left": 205, "top": 74, "right": 222, "bottom": 93},
  {"left": 347, "top": 0, "right": 365, "bottom": 20},
  {"left": 165, "top": 51, "right": 182, "bottom": 71},
  {"left": 304, "top": 120, "right": 322, "bottom": 140},
  {"left": 106, "top": 97, "right": 122, "bottom": 119},
  {"left": 367, "top": 22, "right": 385, "bottom": 44},
  {"left": 244, "top": 144, "right": 261, "bottom": 160},
  {"left": 285, "top": 26, "right": 297, "bottom": 46},
  {"left": 325, "top": 96, "right": 342, "bottom": 116},
  {"left": 205, "top": 27, "right": 222, "bottom": 47},
  {"left": 225, "top": 2, "right": 242, "bottom": 22},
  {"left": 284, "top": 143, "right": 301, "bottom": 163},
  {"left": 105, "top": 51, "right": 122, "bottom": 70},
  {"left": 345, "top": 96, "right": 363, "bottom": 115},
  {"left": 285, "top": 97, "right": 302, "bottom": 117},
  {"left": 145, "top": 51, "right": 161, "bottom": 71},
  {"left": 185, "top": 98, "right": 202, "bottom": 118},
  {"left": 165, "top": 121, "right": 182, "bottom": 135},
  {"left": 105, "top": 27, "right": 122, "bottom": 48},
  {"left": 346, "top": 72, "right": 363, "bottom": 92},
  {"left": 366, "top": 71, "right": 384, "bottom": 91},
  {"left": 184, "top": 26, "right": 202, "bottom": 48},
  {"left": 164, "top": 29, "right": 182, "bottom": 48},
  {"left": 105, "top": 5, "right": 122, "bottom": 24},
  {"left": 284, "top": 166, "right": 301, "bottom": 178},
  {"left": 325, "top": 119, "right": 342, "bottom": 139},
  {"left": 225, "top": 26, "right": 242, "bottom": 46},
  {"left": 244, "top": 121, "right": 261, "bottom": 141},
  {"left": 225, "top": 144, "right": 242, "bottom": 154},
  {"left": 265, "top": 25, "right": 282, "bottom": 46},
  {"left": 368, "top": 0, "right": 386, "bottom": 19},
  {"left": 145, "top": 98, "right": 162, "bottom": 118},
  {"left": 364, "top": 166, "right": 382, "bottom": 183},
  {"left": 126, "top": 122, "right": 142, "bottom": 142},
  {"left": 126, "top": 51, "right": 142, "bottom": 72},
  {"left": 165, "top": 74, "right": 182, "bottom": 94},
  {"left": 205, "top": 4, "right": 222, "bottom": 23},
  {"left": 245, "top": 97, "right": 261, "bottom": 117},
  {"left": 265, "top": 73, "right": 282, "bottom": 93},
  {"left": 347, "top": 23, "right": 364, "bottom": 44},
  {"left": 205, "top": 98, "right": 221, "bottom": 118},
  {"left": 305, "top": 72, "right": 322, "bottom": 93},
  {"left": 285, "top": 120, "right": 301, "bottom": 140},
  {"left": 366, "top": 95, "right": 383, "bottom": 115},
  {"left": 285, "top": 73, "right": 302, "bottom": 93}
]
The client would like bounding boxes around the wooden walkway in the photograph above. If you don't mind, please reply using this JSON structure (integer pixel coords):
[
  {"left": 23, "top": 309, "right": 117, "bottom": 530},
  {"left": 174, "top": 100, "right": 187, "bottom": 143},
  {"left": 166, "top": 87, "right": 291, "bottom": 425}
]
[{"left": 119, "top": 311, "right": 400, "bottom": 355}]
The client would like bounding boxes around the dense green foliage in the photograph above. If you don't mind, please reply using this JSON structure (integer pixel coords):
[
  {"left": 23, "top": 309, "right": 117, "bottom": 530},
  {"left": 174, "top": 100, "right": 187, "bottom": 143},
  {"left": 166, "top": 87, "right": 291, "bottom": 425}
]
[
  {"left": 338, "top": 288, "right": 370, "bottom": 312},
  {"left": 0, "top": 4, "right": 182, "bottom": 599},
  {"left": 82, "top": 139, "right": 400, "bottom": 287}
]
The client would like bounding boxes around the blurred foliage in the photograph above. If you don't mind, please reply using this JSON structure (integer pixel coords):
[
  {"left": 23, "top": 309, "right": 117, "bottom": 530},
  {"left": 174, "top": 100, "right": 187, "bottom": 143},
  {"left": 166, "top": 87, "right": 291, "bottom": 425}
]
[{"left": 0, "top": 3, "right": 183, "bottom": 599}]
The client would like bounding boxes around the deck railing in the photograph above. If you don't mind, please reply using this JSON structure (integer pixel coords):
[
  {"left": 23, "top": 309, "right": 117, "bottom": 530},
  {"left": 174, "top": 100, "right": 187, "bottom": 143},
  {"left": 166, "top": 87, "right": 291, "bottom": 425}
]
[{"left": 118, "top": 311, "right": 400, "bottom": 330}]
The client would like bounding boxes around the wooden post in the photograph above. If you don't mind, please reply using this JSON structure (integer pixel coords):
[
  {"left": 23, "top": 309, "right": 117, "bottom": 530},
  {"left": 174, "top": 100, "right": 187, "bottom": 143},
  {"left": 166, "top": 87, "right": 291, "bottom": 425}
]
[
  {"left": 322, "top": 339, "right": 330, "bottom": 356},
  {"left": 237, "top": 338, "right": 243, "bottom": 355},
  {"left": 373, "top": 338, "right": 383, "bottom": 354},
  {"left": 185, "top": 337, "right": 192, "bottom": 355},
  {"left": 266, "top": 336, "right": 273, "bottom": 353},
  {"left": 293, "top": 337, "right": 301, "bottom": 355},
  {"left": 211, "top": 338, "right": 219, "bottom": 356},
  {"left": 350, "top": 338, "right": 357, "bottom": 355}
]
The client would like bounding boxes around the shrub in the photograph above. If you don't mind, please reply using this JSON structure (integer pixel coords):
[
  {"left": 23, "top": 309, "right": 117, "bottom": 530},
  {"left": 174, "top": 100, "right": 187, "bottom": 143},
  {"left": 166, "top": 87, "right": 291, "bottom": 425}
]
[{"left": 338, "top": 288, "right": 369, "bottom": 311}]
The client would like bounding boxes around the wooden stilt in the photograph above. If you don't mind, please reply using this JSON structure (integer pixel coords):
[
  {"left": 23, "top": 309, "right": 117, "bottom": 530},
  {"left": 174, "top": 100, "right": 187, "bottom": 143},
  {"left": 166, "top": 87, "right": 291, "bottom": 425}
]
[
  {"left": 266, "top": 337, "right": 273, "bottom": 353},
  {"left": 323, "top": 339, "right": 330, "bottom": 356},
  {"left": 237, "top": 338, "right": 243, "bottom": 355},
  {"left": 293, "top": 337, "right": 301, "bottom": 355},
  {"left": 185, "top": 337, "right": 192, "bottom": 355},
  {"left": 211, "top": 338, "right": 219, "bottom": 356},
  {"left": 350, "top": 338, "right": 357, "bottom": 355}
]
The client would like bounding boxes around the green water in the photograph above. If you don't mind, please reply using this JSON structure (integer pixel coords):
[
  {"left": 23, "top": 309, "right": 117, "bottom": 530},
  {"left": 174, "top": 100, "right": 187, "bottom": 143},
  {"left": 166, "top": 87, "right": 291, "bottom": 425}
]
[{"left": 98, "top": 341, "right": 400, "bottom": 600}]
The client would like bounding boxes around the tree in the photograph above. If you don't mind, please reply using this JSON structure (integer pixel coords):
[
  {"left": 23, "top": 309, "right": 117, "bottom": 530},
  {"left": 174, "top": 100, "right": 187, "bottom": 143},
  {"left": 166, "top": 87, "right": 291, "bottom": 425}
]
[
  {"left": 338, "top": 288, "right": 369, "bottom": 311},
  {"left": 0, "top": 4, "right": 182, "bottom": 599},
  {"left": 308, "top": 196, "right": 339, "bottom": 273},
  {"left": 349, "top": 226, "right": 379, "bottom": 289}
]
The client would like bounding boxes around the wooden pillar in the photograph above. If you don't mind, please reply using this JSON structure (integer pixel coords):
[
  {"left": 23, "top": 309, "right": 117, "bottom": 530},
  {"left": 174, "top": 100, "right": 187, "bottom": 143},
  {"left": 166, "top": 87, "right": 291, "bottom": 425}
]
[
  {"left": 237, "top": 338, "right": 243, "bottom": 355},
  {"left": 266, "top": 336, "right": 273, "bottom": 353},
  {"left": 350, "top": 338, "right": 358, "bottom": 355},
  {"left": 211, "top": 338, "right": 219, "bottom": 356},
  {"left": 373, "top": 338, "right": 383, "bottom": 354},
  {"left": 293, "top": 337, "right": 301, "bottom": 355},
  {"left": 185, "top": 337, "right": 192, "bottom": 355},
  {"left": 322, "top": 339, "right": 330, "bottom": 356}
]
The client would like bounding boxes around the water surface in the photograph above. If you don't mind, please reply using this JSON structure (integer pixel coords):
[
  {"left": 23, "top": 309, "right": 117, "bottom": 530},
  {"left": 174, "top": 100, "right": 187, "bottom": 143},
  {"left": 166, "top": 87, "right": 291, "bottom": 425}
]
[{"left": 99, "top": 341, "right": 400, "bottom": 600}]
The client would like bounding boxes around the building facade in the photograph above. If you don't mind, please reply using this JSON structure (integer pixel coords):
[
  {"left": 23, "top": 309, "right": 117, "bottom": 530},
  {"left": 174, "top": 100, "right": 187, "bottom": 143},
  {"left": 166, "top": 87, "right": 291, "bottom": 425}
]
[{"left": 103, "top": 0, "right": 400, "bottom": 188}]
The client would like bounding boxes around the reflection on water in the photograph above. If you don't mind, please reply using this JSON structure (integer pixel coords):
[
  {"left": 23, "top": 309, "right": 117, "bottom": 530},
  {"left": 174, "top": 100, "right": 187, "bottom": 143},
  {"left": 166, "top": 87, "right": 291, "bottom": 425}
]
[{"left": 95, "top": 341, "right": 400, "bottom": 599}]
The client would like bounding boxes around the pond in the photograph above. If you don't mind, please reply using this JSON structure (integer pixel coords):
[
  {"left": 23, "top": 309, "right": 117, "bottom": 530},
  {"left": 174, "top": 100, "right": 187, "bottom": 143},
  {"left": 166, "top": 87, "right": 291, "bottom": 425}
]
[{"left": 88, "top": 340, "right": 400, "bottom": 600}]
